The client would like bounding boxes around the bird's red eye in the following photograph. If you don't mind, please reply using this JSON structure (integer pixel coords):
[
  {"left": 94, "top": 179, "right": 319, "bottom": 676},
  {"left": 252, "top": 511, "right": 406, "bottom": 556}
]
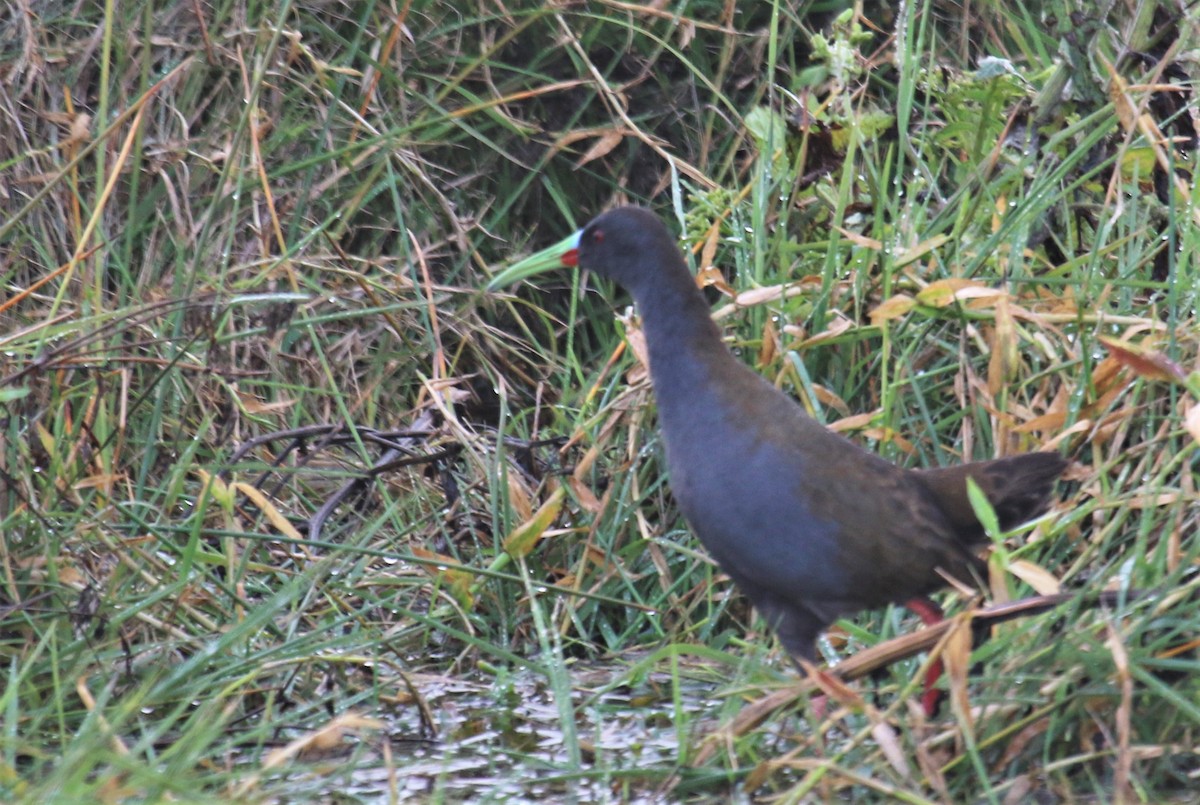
[{"left": 592, "top": 229, "right": 605, "bottom": 243}]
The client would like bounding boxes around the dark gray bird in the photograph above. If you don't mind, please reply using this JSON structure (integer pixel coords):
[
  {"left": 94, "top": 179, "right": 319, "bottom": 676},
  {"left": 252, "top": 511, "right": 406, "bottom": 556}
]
[{"left": 489, "top": 206, "right": 1067, "bottom": 665}]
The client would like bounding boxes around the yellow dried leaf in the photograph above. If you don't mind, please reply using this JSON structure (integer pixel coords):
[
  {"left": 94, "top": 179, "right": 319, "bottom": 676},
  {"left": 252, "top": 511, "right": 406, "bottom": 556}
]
[
  {"left": 869, "top": 293, "right": 916, "bottom": 323},
  {"left": 1007, "top": 559, "right": 1062, "bottom": 595},
  {"left": 829, "top": 411, "right": 874, "bottom": 432},
  {"left": 696, "top": 265, "right": 734, "bottom": 296},
  {"left": 916, "top": 278, "right": 986, "bottom": 308},
  {"left": 802, "top": 315, "right": 855, "bottom": 345},
  {"left": 1107, "top": 64, "right": 1136, "bottom": 132},
  {"left": 35, "top": 422, "right": 54, "bottom": 456},
  {"left": 734, "top": 284, "right": 786, "bottom": 307},
  {"left": 195, "top": 468, "right": 233, "bottom": 507},
  {"left": 263, "top": 712, "right": 384, "bottom": 768},
  {"left": 834, "top": 226, "right": 882, "bottom": 250},
  {"left": 1099, "top": 336, "right": 1187, "bottom": 384},
  {"left": 944, "top": 615, "right": 974, "bottom": 730},
  {"left": 236, "top": 390, "right": 296, "bottom": 414},
  {"left": 1013, "top": 410, "right": 1067, "bottom": 433},
  {"left": 233, "top": 482, "right": 304, "bottom": 540},
  {"left": 506, "top": 474, "right": 533, "bottom": 522},
  {"left": 73, "top": 473, "right": 122, "bottom": 492},
  {"left": 575, "top": 130, "right": 625, "bottom": 167},
  {"left": 58, "top": 565, "right": 86, "bottom": 586},
  {"left": 503, "top": 486, "right": 565, "bottom": 559},
  {"left": 987, "top": 295, "right": 1017, "bottom": 396},
  {"left": 804, "top": 661, "right": 866, "bottom": 711},
  {"left": 699, "top": 221, "right": 721, "bottom": 274},
  {"left": 954, "top": 286, "right": 1008, "bottom": 304},
  {"left": 566, "top": 475, "right": 602, "bottom": 514},
  {"left": 758, "top": 317, "right": 777, "bottom": 366},
  {"left": 811, "top": 384, "right": 851, "bottom": 417},
  {"left": 872, "top": 721, "right": 912, "bottom": 778}
]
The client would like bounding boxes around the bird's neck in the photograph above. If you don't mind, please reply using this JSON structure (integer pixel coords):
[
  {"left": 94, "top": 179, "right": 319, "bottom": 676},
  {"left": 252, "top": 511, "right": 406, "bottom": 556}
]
[{"left": 631, "top": 267, "right": 741, "bottom": 420}]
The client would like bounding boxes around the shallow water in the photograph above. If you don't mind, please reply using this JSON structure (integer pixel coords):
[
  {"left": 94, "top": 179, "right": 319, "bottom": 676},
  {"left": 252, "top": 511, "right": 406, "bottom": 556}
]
[{"left": 335, "top": 661, "right": 737, "bottom": 803}]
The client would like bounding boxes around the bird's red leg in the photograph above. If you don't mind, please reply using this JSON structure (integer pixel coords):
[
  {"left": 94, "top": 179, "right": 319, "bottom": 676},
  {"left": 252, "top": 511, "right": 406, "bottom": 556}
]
[{"left": 904, "top": 596, "right": 946, "bottom": 716}]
